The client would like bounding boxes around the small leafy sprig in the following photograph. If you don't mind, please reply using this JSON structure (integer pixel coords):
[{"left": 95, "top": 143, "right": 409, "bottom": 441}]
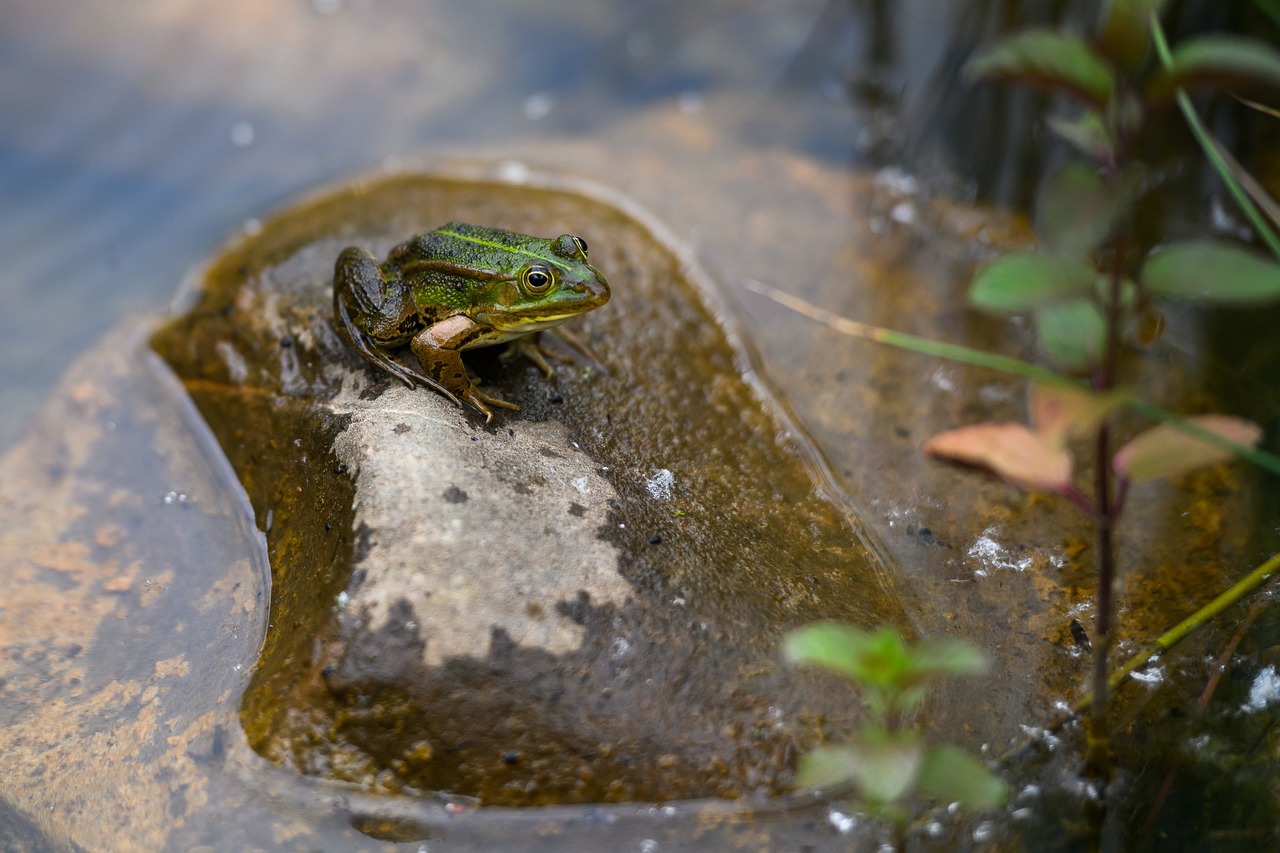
[{"left": 784, "top": 624, "right": 1006, "bottom": 826}]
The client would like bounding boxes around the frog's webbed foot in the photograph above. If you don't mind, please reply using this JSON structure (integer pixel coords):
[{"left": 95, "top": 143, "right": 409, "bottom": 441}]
[
  {"left": 503, "top": 334, "right": 560, "bottom": 379},
  {"left": 505, "top": 328, "right": 603, "bottom": 379}
]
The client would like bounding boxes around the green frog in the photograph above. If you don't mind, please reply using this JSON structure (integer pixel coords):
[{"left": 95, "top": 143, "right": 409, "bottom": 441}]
[{"left": 333, "top": 221, "right": 610, "bottom": 422}]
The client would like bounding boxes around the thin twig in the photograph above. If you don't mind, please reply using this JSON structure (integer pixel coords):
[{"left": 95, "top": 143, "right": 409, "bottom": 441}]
[{"left": 743, "top": 280, "right": 1280, "bottom": 477}]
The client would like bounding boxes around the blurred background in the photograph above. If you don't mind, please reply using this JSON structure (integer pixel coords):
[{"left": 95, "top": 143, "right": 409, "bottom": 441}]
[
  {"left": 4, "top": 0, "right": 1273, "bottom": 450},
  {"left": 1, "top": 0, "right": 900, "bottom": 448}
]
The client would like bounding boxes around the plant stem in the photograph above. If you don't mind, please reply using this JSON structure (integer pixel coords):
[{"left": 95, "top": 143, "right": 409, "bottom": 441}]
[
  {"left": 1083, "top": 156, "right": 1131, "bottom": 780},
  {"left": 1085, "top": 424, "right": 1116, "bottom": 780},
  {"left": 743, "top": 280, "right": 1280, "bottom": 477}
]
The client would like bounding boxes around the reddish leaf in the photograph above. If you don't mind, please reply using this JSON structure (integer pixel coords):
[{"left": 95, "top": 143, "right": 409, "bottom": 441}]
[
  {"left": 924, "top": 423, "right": 1073, "bottom": 492},
  {"left": 1030, "top": 384, "right": 1125, "bottom": 444},
  {"left": 1113, "top": 415, "right": 1263, "bottom": 482},
  {"left": 965, "top": 30, "right": 1115, "bottom": 106}
]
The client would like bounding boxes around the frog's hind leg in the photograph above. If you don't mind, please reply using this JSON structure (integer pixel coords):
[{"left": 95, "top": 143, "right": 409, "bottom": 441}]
[
  {"left": 411, "top": 316, "right": 519, "bottom": 423},
  {"left": 332, "top": 288, "right": 419, "bottom": 387},
  {"left": 332, "top": 249, "right": 459, "bottom": 403}
]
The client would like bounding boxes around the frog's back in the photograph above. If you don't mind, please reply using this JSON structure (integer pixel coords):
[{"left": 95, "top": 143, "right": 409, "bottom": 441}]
[
  {"left": 395, "top": 223, "right": 518, "bottom": 273},
  {"left": 394, "top": 223, "right": 517, "bottom": 318}
]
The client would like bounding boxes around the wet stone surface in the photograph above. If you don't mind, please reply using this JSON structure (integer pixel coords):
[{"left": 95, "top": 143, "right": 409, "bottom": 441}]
[
  {"left": 150, "top": 173, "right": 909, "bottom": 806},
  {"left": 4, "top": 151, "right": 1268, "bottom": 849}
]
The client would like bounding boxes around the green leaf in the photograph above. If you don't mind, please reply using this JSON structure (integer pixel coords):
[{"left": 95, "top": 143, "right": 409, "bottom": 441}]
[
  {"left": 969, "top": 253, "right": 1095, "bottom": 315},
  {"left": 845, "top": 730, "right": 925, "bottom": 805},
  {"left": 795, "top": 732, "right": 927, "bottom": 806},
  {"left": 917, "top": 745, "right": 1009, "bottom": 808},
  {"left": 793, "top": 745, "right": 859, "bottom": 789},
  {"left": 1037, "top": 164, "right": 1141, "bottom": 256},
  {"left": 784, "top": 623, "right": 906, "bottom": 687},
  {"left": 1033, "top": 299, "right": 1106, "bottom": 372},
  {"left": 1256, "top": 0, "right": 1280, "bottom": 31},
  {"left": 1097, "top": 0, "right": 1167, "bottom": 69},
  {"left": 1046, "top": 111, "right": 1115, "bottom": 163},
  {"left": 1113, "top": 414, "right": 1262, "bottom": 482},
  {"left": 965, "top": 30, "right": 1116, "bottom": 106},
  {"left": 911, "top": 639, "right": 989, "bottom": 679},
  {"left": 1146, "top": 36, "right": 1280, "bottom": 103},
  {"left": 923, "top": 423, "right": 1073, "bottom": 492},
  {"left": 1151, "top": 18, "right": 1280, "bottom": 261},
  {"left": 1143, "top": 240, "right": 1280, "bottom": 303}
]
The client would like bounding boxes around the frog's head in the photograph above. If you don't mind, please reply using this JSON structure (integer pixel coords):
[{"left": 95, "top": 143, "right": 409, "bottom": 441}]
[{"left": 476, "top": 234, "right": 610, "bottom": 333}]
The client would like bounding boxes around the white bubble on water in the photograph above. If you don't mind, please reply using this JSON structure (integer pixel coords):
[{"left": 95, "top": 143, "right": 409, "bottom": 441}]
[
  {"left": 230, "top": 121, "right": 255, "bottom": 147},
  {"left": 523, "top": 92, "right": 554, "bottom": 120},
  {"left": 645, "top": 469, "right": 674, "bottom": 500}
]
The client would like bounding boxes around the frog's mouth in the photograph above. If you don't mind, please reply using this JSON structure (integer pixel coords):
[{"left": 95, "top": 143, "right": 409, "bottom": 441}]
[{"left": 477, "top": 312, "right": 582, "bottom": 333}]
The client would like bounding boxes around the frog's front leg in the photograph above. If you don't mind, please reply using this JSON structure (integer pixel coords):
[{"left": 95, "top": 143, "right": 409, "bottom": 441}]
[
  {"left": 411, "top": 316, "right": 520, "bottom": 423},
  {"left": 504, "top": 327, "right": 603, "bottom": 379}
]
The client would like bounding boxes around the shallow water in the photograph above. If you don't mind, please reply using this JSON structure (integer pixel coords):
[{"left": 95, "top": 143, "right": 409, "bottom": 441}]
[{"left": 0, "top": 0, "right": 803, "bottom": 447}]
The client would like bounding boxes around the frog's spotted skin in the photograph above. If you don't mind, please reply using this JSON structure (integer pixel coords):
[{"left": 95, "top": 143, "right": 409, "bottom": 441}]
[{"left": 333, "top": 222, "right": 610, "bottom": 422}]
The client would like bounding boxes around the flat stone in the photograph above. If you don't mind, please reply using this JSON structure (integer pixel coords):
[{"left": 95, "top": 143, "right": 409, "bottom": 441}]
[{"left": 330, "top": 384, "right": 630, "bottom": 667}]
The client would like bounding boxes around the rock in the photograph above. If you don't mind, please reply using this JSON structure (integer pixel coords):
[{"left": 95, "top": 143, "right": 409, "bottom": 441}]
[
  {"left": 151, "top": 172, "right": 908, "bottom": 806},
  {"left": 331, "top": 395, "right": 630, "bottom": 668}
]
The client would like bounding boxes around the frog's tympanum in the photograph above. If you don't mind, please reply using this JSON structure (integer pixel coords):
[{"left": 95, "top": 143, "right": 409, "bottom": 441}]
[{"left": 333, "top": 222, "right": 610, "bottom": 421}]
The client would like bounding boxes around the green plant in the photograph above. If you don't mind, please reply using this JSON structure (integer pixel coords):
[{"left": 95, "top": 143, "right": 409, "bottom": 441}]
[
  {"left": 754, "top": 0, "right": 1280, "bottom": 839},
  {"left": 946, "top": 0, "right": 1280, "bottom": 783},
  {"left": 783, "top": 624, "right": 1006, "bottom": 844}
]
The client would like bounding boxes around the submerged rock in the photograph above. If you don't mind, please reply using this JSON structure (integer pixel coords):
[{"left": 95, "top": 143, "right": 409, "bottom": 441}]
[{"left": 150, "top": 173, "right": 908, "bottom": 806}]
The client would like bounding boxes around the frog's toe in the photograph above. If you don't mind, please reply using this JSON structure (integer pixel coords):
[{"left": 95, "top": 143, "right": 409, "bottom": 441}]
[
  {"left": 463, "top": 387, "right": 519, "bottom": 422},
  {"left": 500, "top": 338, "right": 554, "bottom": 379},
  {"left": 547, "top": 326, "right": 601, "bottom": 365},
  {"left": 505, "top": 333, "right": 581, "bottom": 379}
]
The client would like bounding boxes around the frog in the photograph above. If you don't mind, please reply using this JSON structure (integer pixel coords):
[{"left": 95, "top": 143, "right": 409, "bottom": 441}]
[{"left": 333, "top": 221, "right": 610, "bottom": 422}]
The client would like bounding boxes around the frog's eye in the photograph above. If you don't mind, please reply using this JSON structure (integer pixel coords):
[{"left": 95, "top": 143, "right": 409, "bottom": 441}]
[
  {"left": 570, "top": 235, "right": 588, "bottom": 258},
  {"left": 520, "top": 264, "right": 556, "bottom": 295}
]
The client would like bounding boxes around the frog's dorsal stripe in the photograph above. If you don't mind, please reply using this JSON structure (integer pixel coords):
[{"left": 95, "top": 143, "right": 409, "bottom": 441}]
[{"left": 436, "top": 227, "right": 572, "bottom": 272}]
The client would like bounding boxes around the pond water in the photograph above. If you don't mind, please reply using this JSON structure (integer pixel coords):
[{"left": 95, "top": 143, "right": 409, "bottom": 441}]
[
  {"left": 0, "top": 0, "right": 956, "bottom": 451},
  {"left": 3, "top": 1, "right": 1279, "bottom": 850}
]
